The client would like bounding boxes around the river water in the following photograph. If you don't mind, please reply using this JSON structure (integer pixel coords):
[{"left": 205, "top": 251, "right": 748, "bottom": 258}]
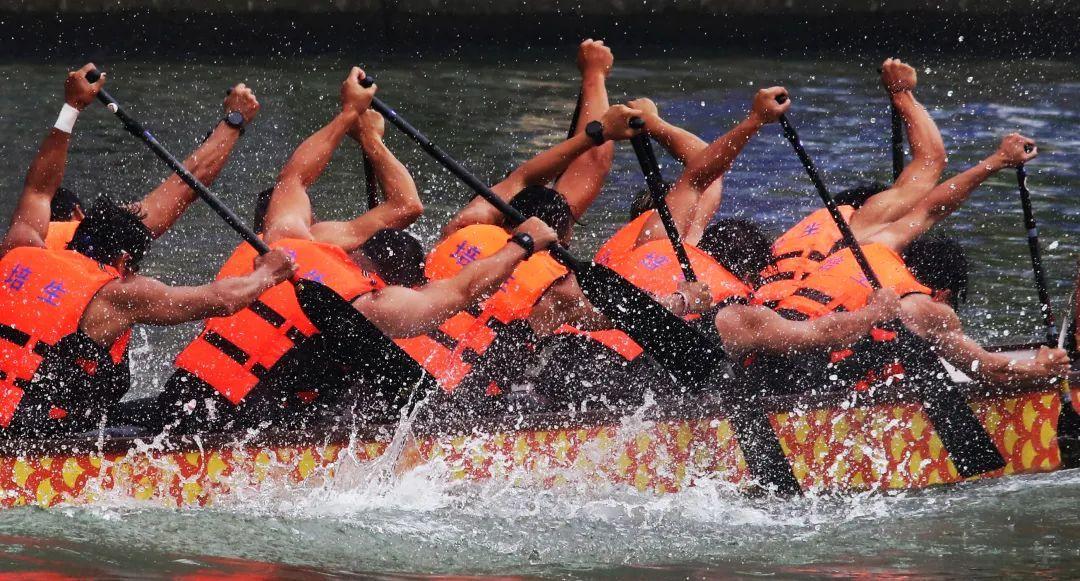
[{"left": 0, "top": 54, "right": 1076, "bottom": 577}]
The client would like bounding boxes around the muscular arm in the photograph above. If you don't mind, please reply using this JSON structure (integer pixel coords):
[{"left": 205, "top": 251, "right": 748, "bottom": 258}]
[
  {"left": 310, "top": 131, "right": 423, "bottom": 252},
  {"left": 714, "top": 303, "right": 884, "bottom": 358},
  {"left": 850, "top": 90, "right": 946, "bottom": 238},
  {"left": 442, "top": 133, "right": 598, "bottom": 238},
  {"left": 552, "top": 70, "right": 614, "bottom": 219},
  {"left": 1, "top": 129, "right": 72, "bottom": 253},
  {"left": 139, "top": 123, "right": 242, "bottom": 238},
  {"left": 264, "top": 110, "right": 359, "bottom": 243},
  {"left": 900, "top": 294, "right": 1064, "bottom": 387},
  {"left": 684, "top": 177, "right": 723, "bottom": 246},
  {"left": 645, "top": 116, "right": 708, "bottom": 164},
  {"left": 80, "top": 268, "right": 281, "bottom": 346},
  {"left": 870, "top": 154, "right": 1004, "bottom": 253},
  {"left": 353, "top": 243, "right": 530, "bottom": 337},
  {"left": 642, "top": 116, "right": 762, "bottom": 246}
]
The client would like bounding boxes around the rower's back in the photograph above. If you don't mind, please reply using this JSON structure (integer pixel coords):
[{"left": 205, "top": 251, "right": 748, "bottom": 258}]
[
  {"left": 0, "top": 195, "right": 150, "bottom": 438},
  {"left": 0, "top": 244, "right": 132, "bottom": 437}
]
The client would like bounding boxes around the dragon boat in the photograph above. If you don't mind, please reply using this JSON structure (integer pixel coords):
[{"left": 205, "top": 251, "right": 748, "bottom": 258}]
[{"left": 0, "top": 345, "right": 1075, "bottom": 509}]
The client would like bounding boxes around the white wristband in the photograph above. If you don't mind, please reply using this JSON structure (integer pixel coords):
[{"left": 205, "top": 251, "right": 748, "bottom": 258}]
[{"left": 54, "top": 103, "right": 80, "bottom": 134}]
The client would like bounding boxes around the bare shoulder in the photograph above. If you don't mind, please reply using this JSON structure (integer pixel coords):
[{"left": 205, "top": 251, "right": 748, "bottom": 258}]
[{"left": 95, "top": 274, "right": 167, "bottom": 308}]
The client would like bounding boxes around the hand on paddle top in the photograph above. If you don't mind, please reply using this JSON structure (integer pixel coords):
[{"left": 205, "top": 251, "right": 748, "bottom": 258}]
[
  {"left": 224, "top": 83, "right": 260, "bottom": 124},
  {"left": 253, "top": 249, "right": 297, "bottom": 286},
  {"left": 867, "top": 288, "right": 902, "bottom": 323},
  {"left": 880, "top": 58, "right": 917, "bottom": 94},
  {"left": 676, "top": 280, "right": 713, "bottom": 315},
  {"left": 341, "top": 67, "right": 376, "bottom": 115},
  {"left": 65, "top": 63, "right": 105, "bottom": 111},
  {"left": 1033, "top": 345, "right": 1071, "bottom": 378},
  {"left": 600, "top": 104, "right": 645, "bottom": 141},
  {"left": 750, "top": 87, "right": 790, "bottom": 125},
  {"left": 513, "top": 217, "right": 559, "bottom": 253},
  {"left": 627, "top": 98, "right": 660, "bottom": 130},
  {"left": 577, "top": 38, "right": 614, "bottom": 77},
  {"left": 994, "top": 133, "right": 1038, "bottom": 168}
]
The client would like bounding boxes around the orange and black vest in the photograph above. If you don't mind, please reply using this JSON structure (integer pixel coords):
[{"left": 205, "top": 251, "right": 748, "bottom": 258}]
[
  {"left": 756, "top": 206, "right": 856, "bottom": 307},
  {"left": 173, "top": 238, "right": 381, "bottom": 405},
  {"left": 396, "top": 224, "right": 568, "bottom": 392},
  {"left": 773, "top": 242, "right": 931, "bottom": 322},
  {"left": 0, "top": 247, "right": 126, "bottom": 427},
  {"left": 562, "top": 240, "right": 752, "bottom": 361},
  {"left": 44, "top": 220, "right": 80, "bottom": 251},
  {"left": 594, "top": 209, "right": 656, "bottom": 267}
]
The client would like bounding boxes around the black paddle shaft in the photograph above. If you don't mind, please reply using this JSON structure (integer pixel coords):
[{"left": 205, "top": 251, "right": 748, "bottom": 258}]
[
  {"left": 629, "top": 125, "right": 798, "bottom": 494},
  {"left": 629, "top": 131, "right": 697, "bottom": 283},
  {"left": 775, "top": 96, "right": 1006, "bottom": 478},
  {"left": 890, "top": 105, "right": 905, "bottom": 181},
  {"left": 85, "top": 70, "right": 269, "bottom": 255},
  {"left": 1017, "top": 164, "right": 1058, "bottom": 345},
  {"left": 360, "top": 77, "right": 727, "bottom": 385},
  {"left": 775, "top": 98, "right": 881, "bottom": 290}
]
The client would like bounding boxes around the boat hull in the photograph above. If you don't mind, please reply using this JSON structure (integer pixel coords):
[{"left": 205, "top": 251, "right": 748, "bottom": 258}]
[{"left": 0, "top": 379, "right": 1074, "bottom": 508}]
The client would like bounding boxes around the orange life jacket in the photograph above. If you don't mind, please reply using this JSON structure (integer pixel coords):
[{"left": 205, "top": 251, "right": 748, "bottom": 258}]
[
  {"left": 594, "top": 210, "right": 655, "bottom": 267},
  {"left": 0, "top": 247, "right": 123, "bottom": 426},
  {"left": 756, "top": 206, "right": 856, "bottom": 307},
  {"left": 395, "top": 225, "right": 510, "bottom": 391},
  {"left": 772, "top": 242, "right": 931, "bottom": 321},
  {"left": 561, "top": 240, "right": 752, "bottom": 362},
  {"left": 396, "top": 225, "right": 568, "bottom": 392},
  {"left": 44, "top": 220, "right": 80, "bottom": 251},
  {"left": 173, "top": 238, "right": 381, "bottom": 405}
]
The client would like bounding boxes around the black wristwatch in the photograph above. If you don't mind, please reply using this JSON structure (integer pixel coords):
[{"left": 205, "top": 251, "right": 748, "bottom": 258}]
[
  {"left": 585, "top": 120, "right": 605, "bottom": 145},
  {"left": 509, "top": 232, "right": 535, "bottom": 257},
  {"left": 223, "top": 111, "right": 246, "bottom": 135}
]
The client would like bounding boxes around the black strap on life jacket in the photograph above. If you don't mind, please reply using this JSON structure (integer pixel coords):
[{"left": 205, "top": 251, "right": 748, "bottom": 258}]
[{"left": 197, "top": 301, "right": 307, "bottom": 380}]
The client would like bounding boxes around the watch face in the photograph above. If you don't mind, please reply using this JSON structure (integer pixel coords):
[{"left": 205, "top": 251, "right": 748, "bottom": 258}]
[
  {"left": 586, "top": 120, "right": 604, "bottom": 143},
  {"left": 226, "top": 111, "right": 244, "bottom": 127}
]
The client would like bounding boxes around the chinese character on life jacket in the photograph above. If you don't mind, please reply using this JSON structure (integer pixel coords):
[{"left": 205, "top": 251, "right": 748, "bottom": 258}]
[
  {"left": 2, "top": 264, "right": 32, "bottom": 291},
  {"left": 38, "top": 280, "right": 67, "bottom": 306},
  {"left": 641, "top": 252, "right": 669, "bottom": 271},
  {"left": 799, "top": 221, "right": 821, "bottom": 238},
  {"left": 451, "top": 241, "right": 482, "bottom": 266}
]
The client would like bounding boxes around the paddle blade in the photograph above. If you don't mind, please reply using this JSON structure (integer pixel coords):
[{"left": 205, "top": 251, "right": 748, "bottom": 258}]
[
  {"left": 899, "top": 331, "right": 1006, "bottom": 478},
  {"left": 1057, "top": 382, "right": 1080, "bottom": 469},
  {"left": 575, "top": 262, "right": 723, "bottom": 386},
  {"left": 293, "top": 279, "right": 439, "bottom": 409}
]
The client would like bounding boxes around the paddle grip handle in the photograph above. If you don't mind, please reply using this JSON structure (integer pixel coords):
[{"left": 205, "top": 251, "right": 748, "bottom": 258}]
[
  {"left": 85, "top": 69, "right": 271, "bottom": 256},
  {"left": 629, "top": 117, "right": 646, "bottom": 130}
]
